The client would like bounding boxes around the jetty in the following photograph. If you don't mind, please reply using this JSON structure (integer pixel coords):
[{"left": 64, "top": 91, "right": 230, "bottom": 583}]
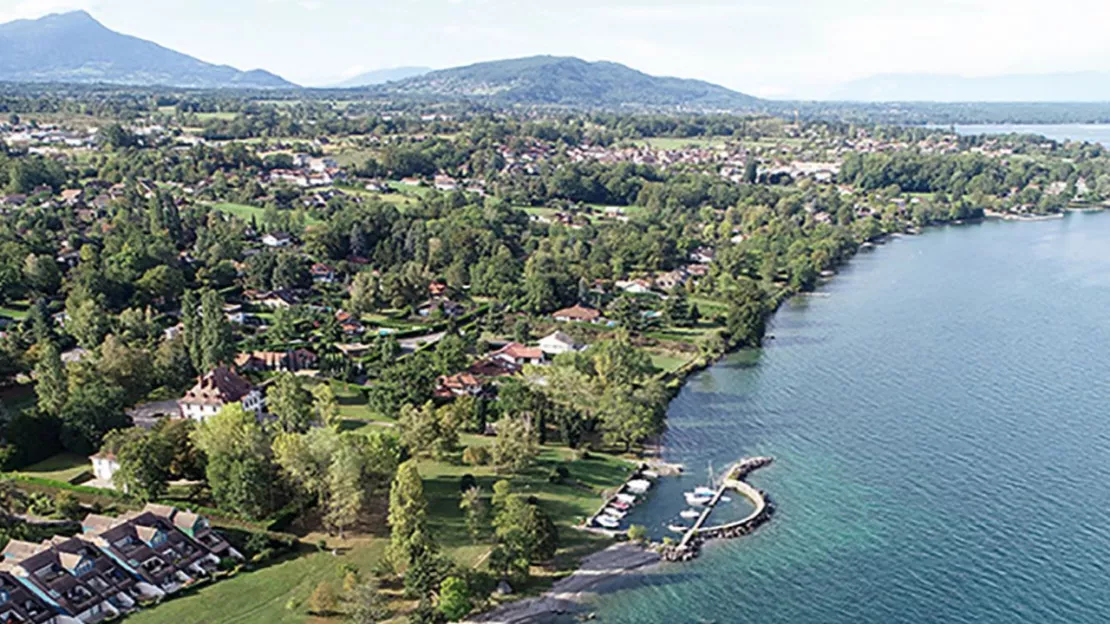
[{"left": 664, "top": 456, "right": 775, "bottom": 562}]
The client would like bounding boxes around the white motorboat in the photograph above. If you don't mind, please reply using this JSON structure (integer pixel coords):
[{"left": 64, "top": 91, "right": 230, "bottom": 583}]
[
  {"left": 627, "top": 479, "right": 652, "bottom": 493},
  {"left": 605, "top": 507, "right": 628, "bottom": 519},
  {"left": 684, "top": 491, "right": 714, "bottom": 506},
  {"left": 693, "top": 486, "right": 716, "bottom": 497},
  {"left": 615, "top": 493, "right": 637, "bottom": 505},
  {"left": 668, "top": 524, "right": 690, "bottom": 533},
  {"left": 595, "top": 515, "right": 620, "bottom": 529},
  {"left": 680, "top": 509, "right": 701, "bottom": 520},
  {"left": 641, "top": 470, "right": 659, "bottom": 479}
]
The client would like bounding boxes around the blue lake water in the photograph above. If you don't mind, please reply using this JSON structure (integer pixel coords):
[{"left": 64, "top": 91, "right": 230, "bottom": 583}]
[
  {"left": 949, "top": 123, "right": 1110, "bottom": 146},
  {"left": 583, "top": 212, "right": 1110, "bottom": 623}
]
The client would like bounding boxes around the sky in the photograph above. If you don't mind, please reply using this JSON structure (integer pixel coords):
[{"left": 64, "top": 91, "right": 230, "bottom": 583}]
[{"left": 5, "top": 0, "right": 1110, "bottom": 97}]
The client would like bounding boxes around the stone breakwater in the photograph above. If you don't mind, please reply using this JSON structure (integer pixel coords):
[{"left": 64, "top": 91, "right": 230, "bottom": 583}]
[{"left": 660, "top": 456, "right": 776, "bottom": 563}]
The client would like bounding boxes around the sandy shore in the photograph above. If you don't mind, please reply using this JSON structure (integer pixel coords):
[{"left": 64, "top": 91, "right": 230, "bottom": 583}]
[{"left": 464, "top": 542, "right": 661, "bottom": 624}]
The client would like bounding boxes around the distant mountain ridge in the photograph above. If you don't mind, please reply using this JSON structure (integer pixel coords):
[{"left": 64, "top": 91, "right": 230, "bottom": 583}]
[
  {"left": 372, "top": 56, "right": 761, "bottom": 110},
  {"left": 831, "top": 72, "right": 1110, "bottom": 102},
  {"left": 0, "top": 11, "right": 294, "bottom": 89},
  {"left": 334, "top": 66, "right": 432, "bottom": 88}
]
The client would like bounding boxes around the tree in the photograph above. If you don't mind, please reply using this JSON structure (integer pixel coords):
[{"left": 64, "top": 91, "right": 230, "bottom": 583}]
[
  {"left": 438, "top": 576, "right": 472, "bottom": 621},
  {"left": 491, "top": 416, "right": 538, "bottom": 474},
  {"left": 310, "top": 382, "right": 341, "bottom": 429},
  {"left": 101, "top": 427, "right": 171, "bottom": 500},
  {"left": 398, "top": 402, "right": 440, "bottom": 459},
  {"left": 306, "top": 581, "right": 338, "bottom": 616},
  {"left": 98, "top": 334, "right": 154, "bottom": 405},
  {"left": 191, "top": 403, "right": 274, "bottom": 519},
  {"left": 326, "top": 437, "right": 366, "bottom": 538},
  {"left": 58, "top": 380, "right": 129, "bottom": 455},
  {"left": 22, "top": 254, "right": 60, "bottom": 296},
  {"left": 388, "top": 460, "right": 428, "bottom": 568},
  {"left": 199, "top": 289, "right": 234, "bottom": 371},
  {"left": 345, "top": 578, "right": 389, "bottom": 624},
  {"left": 67, "top": 296, "right": 108, "bottom": 350},
  {"left": 459, "top": 486, "right": 488, "bottom": 543},
  {"left": 33, "top": 341, "right": 67, "bottom": 416},
  {"left": 348, "top": 272, "right": 380, "bottom": 315},
  {"left": 268, "top": 373, "right": 314, "bottom": 433}
]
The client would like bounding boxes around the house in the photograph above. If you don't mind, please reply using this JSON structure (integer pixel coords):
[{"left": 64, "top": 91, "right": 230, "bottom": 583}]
[
  {"left": 223, "top": 303, "right": 247, "bottom": 324},
  {"left": 491, "top": 342, "right": 544, "bottom": 366},
  {"left": 141, "top": 504, "right": 242, "bottom": 561},
  {"left": 177, "top": 367, "right": 263, "bottom": 423},
  {"left": 90, "top": 452, "right": 120, "bottom": 483},
  {"left": 433, "top": 175, "right": 458, "bottom": 191},
  {"left": 1, "top": 194, "right": 27, "bottom": 207},
  {"left": 428, "top": 281, "right": 448, "bottom": 297},
  {"left": 310, "top": 263, "right": 336, "bottom": 284},
  {"left": 60, "top": 348, "right": 90, "bottom": 365},
  {"left": 539, "top": 331, "right": 581, "bottom": 356},
  {"left": 689, "top": 247, "right": 715, "bottom": 264},
  {"left": 653, "top": 270, "right": 687, "bottom": 292},
  {"left": 418, "top": 300, "right": 464, "bottom": 318},
  {"left": 163, "top": 323, "right": 184, "bottom": 342},
  {"left": 3, "top": 535, "right": 149, "bottom": 622},
  {"left": 261, "top": 232, "right": 293, "bottom": 248},
  {"left": 552, "top": 304, "right": 602, "bottom": 324},
  {"left": 81, "top": 512, "right": 206, "bottom": 596},
  {"left": 0, "top": 570, "right": 61, "bottom": 624},
  {"left": 467, "top": 357, "right": 520, "bottom": 378},
  {"left": 615, "top": 279, "right": 653, "bottom": 295},
  {"left": 61, "top": 188, "right": 84, "bottom": 205},
  {"left": 257, "top": 290, "right": 297, "bottom": 309},
  {"left": 234, "top": 349, "right": 318, "bottom": 373},
  {"left": 434, "top": 373, "right": 485, "bottom": 399}
]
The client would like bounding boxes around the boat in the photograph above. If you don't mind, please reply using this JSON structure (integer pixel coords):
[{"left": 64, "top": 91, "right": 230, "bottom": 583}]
[
  {"left": 680, "top": 509, "right": 701, "bottom": 520},
  {"left": 641, "top": 470, "right": 659, "bottom": 479},
  {"left": 610, "top": 500, "right": 631, "bottom": 511},
  {"left": 595, "top": 515, "right": 620, "bottom": 529},
  {"left": 615, "top": 493, "right": 637, "bottom": 505},
  {"left": 668, "top": 524, "right": 690, "bottom": 533},
  {"left": 693, "top": 486, "right": 716, "bottom": 497},
  {"left": 627, "top": 479, "right": 652, "bottom": 493},
  {"left": 685, "top": 491, "right": 714, "bottom": 506},
  {"left": 720, "top": 496, "right": 732, "bottom": 503},
  {"left": 605, "top": 508, "right": 627, "bottom": 519}
]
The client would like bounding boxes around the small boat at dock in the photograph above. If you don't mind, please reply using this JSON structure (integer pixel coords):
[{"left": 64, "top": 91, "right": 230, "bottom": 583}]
[
  {"left": 595, "top": 515, "right": 620, "bottom": 529},
  {"left": 668, "top": 524, "right": 690, "bottom": 533},
  {"left": 685, "top": 491, "right": 714, "bottom": 506},
  {"left": 615, "top": 493, "right": 637, "bottom": 505},
  {"left": 610, "top": 500, "right": 631, "bottom": 511},
  {"left": 680, "top": 509, "right": 701, "bottom": 520},
  {"left": 604, "top": 508, "right": 627, "bottom": 519}
]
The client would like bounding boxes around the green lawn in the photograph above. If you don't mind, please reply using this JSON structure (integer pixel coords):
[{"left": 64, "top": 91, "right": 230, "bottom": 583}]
[
  {"left": 0, "top": 301, "right": 30, "bottom": 320},
  {"left": 649, "top": 350, "right": 694, "bottom": 374},
  {"left": 16, "top": 453, "right": 91, "bottom": 483},
  {"left": 125, "top": 541, "right": 389, "bottom": 624}
]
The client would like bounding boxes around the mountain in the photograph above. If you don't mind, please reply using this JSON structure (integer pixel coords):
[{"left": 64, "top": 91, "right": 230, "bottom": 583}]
[
  {"left": 333, "top": 66, "right": 432, "bottom": 88},
  {"left": 373, "top": 56, "right": 760, "bottom": 109},
  {"left": 830, "top": 72, "right": 1110, "bottom": 102},
  {"left": 0, "top": 11, "right": 294, "bottom": 89}
]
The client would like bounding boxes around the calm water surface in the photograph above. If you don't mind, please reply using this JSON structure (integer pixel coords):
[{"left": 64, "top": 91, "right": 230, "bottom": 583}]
[
  {"left": 950, "top": 123, "right": 1110, "bottom": 146},
  {"left": 582, "top": 212, "right": 1110, "bottom": 624}
]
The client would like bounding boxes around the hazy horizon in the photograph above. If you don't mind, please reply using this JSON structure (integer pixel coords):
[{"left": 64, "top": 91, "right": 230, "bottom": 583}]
[{"left": 7, "top": 0, "right": 1110, "bottom": 99}]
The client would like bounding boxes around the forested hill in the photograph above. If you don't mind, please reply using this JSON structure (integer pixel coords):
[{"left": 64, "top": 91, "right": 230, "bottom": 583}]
[
  {"left": 370, "top": 55, "right": 762, "bottom": 110},
  {"left": 0, "top": 11, "right": 294, "bottom": 89}
]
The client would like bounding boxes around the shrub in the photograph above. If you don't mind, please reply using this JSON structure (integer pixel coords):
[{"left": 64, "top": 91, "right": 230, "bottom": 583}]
[
  {"left": 547, "top": 465, "right": 570, "bottom": 484},
  {"left": 627, "top": 524, "right": 648, "bottom": 543},
  {"left": 459, "top": 473, "right": 477, "bottom": 493},
  {"left": 462, "top": 445, "right": 490, "bottom": 466}
]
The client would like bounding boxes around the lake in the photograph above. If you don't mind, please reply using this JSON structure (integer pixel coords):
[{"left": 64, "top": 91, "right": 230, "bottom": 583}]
[
  {"left": 582, "top": 212, "right": 1110, "bottom": 623},
  {"left": 948, "top": 123, "right": 1110, "bottom": 146}
]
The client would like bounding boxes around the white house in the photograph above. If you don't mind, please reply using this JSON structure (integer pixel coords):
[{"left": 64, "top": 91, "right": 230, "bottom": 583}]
[
  {"left": 539, "top": 331, "right": 581, "bottom": 356},
  {"left": 261, "top": 232, "right": 293, "bottom": 248},
  {"left": 177, "top": 367, "right": 264, "bottom": 423},
  {"left": 90, "top": 452, "right": 120, "bottom": 482}
]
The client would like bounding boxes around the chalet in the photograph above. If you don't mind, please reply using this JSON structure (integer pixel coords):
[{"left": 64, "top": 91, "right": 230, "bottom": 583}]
[
  {"left": 552, "top": 304, "right": 602, "bottom": 324},
  {"left": 433, "top": 175, "right": 458, "bottom": 191},
  {"left": 310, "top": 263, "right": 336, "bottom": 283},
  {"left": 261, "top": 232, "right": 293, "bottom": 248},
  {"left": 539, "top": 331, "right": 581, "bottom": 356},
  {"left": 685, "top": 263, "right": 710, "bottom": 278},
  {"left": 257, "top": 290, "right": 298, "bottom": 309},
  {"left": 177, "top": 367, "right": 263, "bottom": 423},
  {"left": 234, "top": 349, "right": 317, "bottom": 373},
  {"left": 335, "top": 343, "right": 371, "bottom": 359},
  {"left": 491, "top": 342, "right": 544, "bottom": 366},
  {"left": 399, "top": 177, "right": 422, "bottom": 186},
  {"left": 335, "top": 311, "right": 364, "bottom": 335},
  {"left": 467, "top": 356, "right": 520, "bottom": 378},
  {"left": 434, "top": 373, "right": 484, "bottom": 399}
]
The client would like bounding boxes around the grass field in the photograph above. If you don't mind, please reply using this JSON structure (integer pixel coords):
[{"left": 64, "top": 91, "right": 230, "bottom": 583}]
[
  {"left": 125, "top": 540, "right": 390, "bottom": 624},
  {"left": 649, "top": 350, "right": 694, "bottom": 373},
  {"left": 17, "top": 453, "right": 91, "bottom": 483}
]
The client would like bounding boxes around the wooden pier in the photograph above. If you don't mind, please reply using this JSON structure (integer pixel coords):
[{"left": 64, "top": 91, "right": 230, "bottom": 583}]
[{"left": 668, "top": 456, "right": 775, "bottom": 560}]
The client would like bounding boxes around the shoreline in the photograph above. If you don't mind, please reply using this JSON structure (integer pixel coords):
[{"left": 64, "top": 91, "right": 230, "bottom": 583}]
[
  {"left": 470, "top": 210, "right": 1100, "bottom": 623},
  {"left": 464, "top": 542, "right": 661, "bottom": 624}
]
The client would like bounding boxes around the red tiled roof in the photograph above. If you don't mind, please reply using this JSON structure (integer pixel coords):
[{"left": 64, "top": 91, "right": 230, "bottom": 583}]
[
  {"left": 180, "top": 366, "right": 254, "bottom": 407},
  {"left": 495, "top": 342, "right": 543, "bottom": 361},
  {"left": 552, "top": 304, "right": 601, "bottom": 321}
]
